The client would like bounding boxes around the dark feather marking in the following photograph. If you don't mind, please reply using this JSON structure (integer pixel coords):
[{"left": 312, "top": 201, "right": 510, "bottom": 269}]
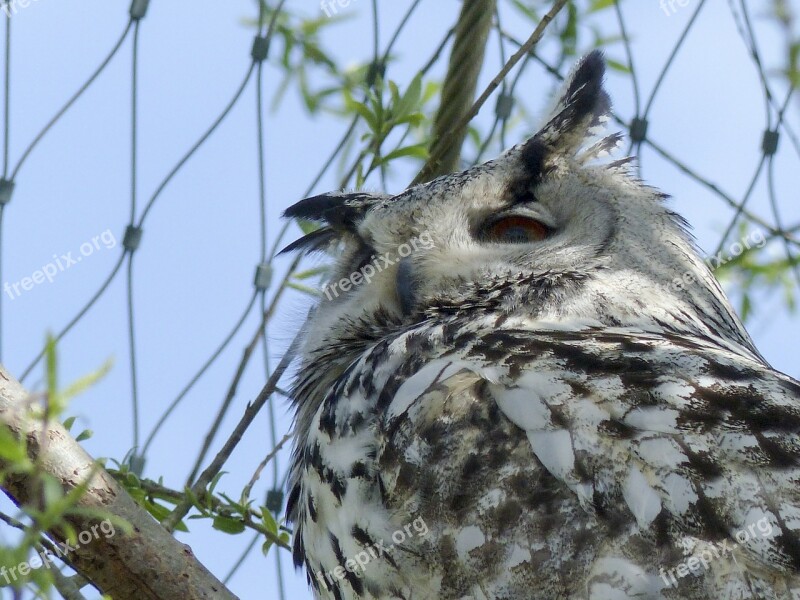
[
  {"left": 350, "top": 461, "right": 369, "bottom": 479},
  {"left": 684, "top": 450, "right": 724, "bottom": 479},
  {"left": 677, "top": 404, "right": 727, "bottom": 431},
  {"left": 460, "top": 454, "right": 481, "bottom": 482},
  {"left": 395, "top": 462, "right": 416, "bottom": 492},
  {"left": 309, "top": 569, "right": 321, "bottom": 593},
  {"left": 376, "top": 375, "right": 403, "bottom": 412},
  {"left": 653, "top": 508, "right": 671, "bottom": 547},
  {"left": 328, "top": 470, "right": 347, "bottom": 503},
  {"left": 331, "top": 582, "right": 344, "bottom": 600},
  {"left": 309, "top": 442, "right": 325, "bottom": 480},
  {"left": 517, "top": 138, "right": 548, "bottom": 188},
  {"left": 495, "top": 499, "right": 522, "bottom": 528},
  {"left": 286, "top": 480, "right": 301, "bottom": 521},
  {"left": 591, "top": 487, "right": 629, "bottom": 537},
  {"left": 705, "top": 359, "right": 762, "bottom": 382},
  {"left": 753, "top": 431, "right": 798, "bottom": 467},
  {"left": 351, "top": 525, "right": 375, "bottom": 548},
  {"left": 346, "top": 411, "right": 366, "bottom": 433},
  {"left": 319, "top": 401, "right": 337, "bottom": 438},
  {"left": 746, "top": 404, "right": 800, "bottom": 433},
  {"left": 377, "top": 475, "right": 389, "bottom": 505},
  {"left": 307, "top": 493, "right": 318, "bottom": 522},
  {"left": 598, "top": 419, "right": 637, "bottom": 439},
  {"left": 691, "top": 489, "right": 729, "bottom": 542},
  {"left": 329, "top": 534, "right": 364, "bottom": 595},
  {"left": 419, "top": 419, "right": 448, "bottom": 445},
  {"left": 293, "top": 527, "right": 306, "bottom": 568}
]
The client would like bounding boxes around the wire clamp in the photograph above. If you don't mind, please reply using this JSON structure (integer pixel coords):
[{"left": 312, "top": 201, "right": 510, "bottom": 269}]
[
  {"left": 123, "top": 225, "right": 143, "bottom": 252},
  {"left": 366, "top": 60, "right": 386, "bottom": 88},
  {"left": 251, "top": 36, "right": 269, "bottom": 62},
  {"left": 254, "top": 263, "right": 273, "bottom": 291},
  {"left": 0, "top": 179, "right": 14, "bottom": 206},
  {"left": 495, "top": 93, "right": 514, "bottom": 120},
  {"left": 266, "top": 489, "right": 284, "bottom": 513},
  {"left": 629, "top": 117, "right": 648, "bottom": 143},
  {"left": 129, "top": 0, "right": 150, "bottom": 21},
  {"left": 129, "top": 453, "right": 145, "bottom": 476},
  {"left": 762, "top": 129, "right": 779, "bottom": 156}
]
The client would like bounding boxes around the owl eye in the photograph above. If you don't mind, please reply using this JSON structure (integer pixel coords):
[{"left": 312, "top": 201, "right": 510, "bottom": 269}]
[{"left": 483, "top": 215, "right": 550, "bottom": 244}]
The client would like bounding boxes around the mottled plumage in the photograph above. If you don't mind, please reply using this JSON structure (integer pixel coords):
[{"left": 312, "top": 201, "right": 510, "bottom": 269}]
[{"left": 283, "top": 51, "right": 800, "bottom": 599}]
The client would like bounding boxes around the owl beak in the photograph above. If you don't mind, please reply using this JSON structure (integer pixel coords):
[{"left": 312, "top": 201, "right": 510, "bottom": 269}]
[{"left": 396, "top": 258, "right": 417, "bottom": 316}]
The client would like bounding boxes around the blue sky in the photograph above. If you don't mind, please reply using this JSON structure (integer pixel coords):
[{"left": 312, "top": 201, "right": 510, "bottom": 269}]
[{"left": 0, "top": 1, "right": 798, "bottom": 599}]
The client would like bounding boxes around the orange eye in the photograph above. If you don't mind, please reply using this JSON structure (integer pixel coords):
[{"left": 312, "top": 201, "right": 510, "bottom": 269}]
[{"left": 484, "top": 216, "right": 549, "bottom": 243}]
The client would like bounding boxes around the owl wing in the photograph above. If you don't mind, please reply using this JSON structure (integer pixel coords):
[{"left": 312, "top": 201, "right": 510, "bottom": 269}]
[{"left": 374, "top": 325, "right": 800, "bottom": 599}]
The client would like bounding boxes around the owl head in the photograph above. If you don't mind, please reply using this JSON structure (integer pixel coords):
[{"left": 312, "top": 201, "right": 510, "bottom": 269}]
[{"left": 283, "top": 51, "right": 761, "bottom": 375}]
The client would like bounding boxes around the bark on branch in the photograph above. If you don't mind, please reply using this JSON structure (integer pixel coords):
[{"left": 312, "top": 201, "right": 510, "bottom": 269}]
[{"left": 0, "top": 365, "right": 238, "bottom": 600}]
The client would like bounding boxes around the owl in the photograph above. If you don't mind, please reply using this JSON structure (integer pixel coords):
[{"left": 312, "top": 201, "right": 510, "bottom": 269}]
[{"left": 283, "top": 51, "right": 800, "bottom": 599}]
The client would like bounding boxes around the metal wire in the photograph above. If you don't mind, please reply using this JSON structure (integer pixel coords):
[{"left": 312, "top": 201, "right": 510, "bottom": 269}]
[{"left": 3, "top": 2, "right": 800, "bottom": 599}]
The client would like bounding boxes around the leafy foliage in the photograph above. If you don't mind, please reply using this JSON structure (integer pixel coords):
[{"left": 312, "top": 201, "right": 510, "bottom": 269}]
[{"left": 0, "top": 336, "right": 124, "bottom": 595}]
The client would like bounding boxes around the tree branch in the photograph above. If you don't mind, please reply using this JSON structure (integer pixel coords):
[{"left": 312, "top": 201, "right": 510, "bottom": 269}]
[{"left": 0, "top": 365, "right": 238, "bottom": 600}]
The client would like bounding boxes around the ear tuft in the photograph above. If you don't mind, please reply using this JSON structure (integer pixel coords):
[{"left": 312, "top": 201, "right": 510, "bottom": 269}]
[
  {"left": 534, "top": 50, "right": 611, "bottom": 155},
  {"left": 281, "top": 191, "right": 389, "bottom": 255},
  {"left": 282, "top": 191, "right": 387, "bottom": 225},
  {"left": 279, "top": 226, "right": 338, "bottom": 255}
]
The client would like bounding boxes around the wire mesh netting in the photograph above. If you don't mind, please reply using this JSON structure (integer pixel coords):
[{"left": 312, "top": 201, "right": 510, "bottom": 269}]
[{"left": 0, "top": 0, "right": 798, "bottom": 598}]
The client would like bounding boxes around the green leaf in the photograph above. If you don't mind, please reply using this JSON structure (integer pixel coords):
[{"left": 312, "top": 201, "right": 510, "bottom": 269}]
[
  {"left": 286, "top": 281, "right": 322, "bottom": 297},
  {"left": 297, "top": 219, "right": 319, "bottom": 235},
  {"left": 388, "top": 80, "right": 400, "bottom": 107},
  {"left": 212, "top": 515, "right": 246, "bottom": 535},
  {"left": 143, "top": 500, "right": 171, "bottom": 521},
  {"left": 75, "top": 429, "right": 93, "bottom": 442},
  {"left": 207, "top": 471, "right": 226, "bottom": 498},
  {"left": 392, "top": 112, "right": 425, "bottom": 127},
  {"left": 60, "top": 358, "right": 113, "bottom": 404},
  {"left": 355, "top": 162, "right": 366, "bottom": 188},
  {"left": 262, "top": 539, "right": 274, "bottom": 555},
  {"left": 393, "top": 75, "right": 423, "bottom": 122},
  {"left": 605, "top": 59, "right": 631, "bottom": 74},
  {"left": 344, "top": 90, "right": 378, "bottom": 133},
  {"left": 293, "top": 266, "right": 330, "bottom": 280},
  {"left": 0, "top": 424, "right": 29, "bottom": 466},
  {"left": 262, "top": 509, "right": 279, "bottom": 536},
  {"left": 740, "top": 293, "right": 752, "bottom": 322},
  {"left": 144, "top": 500, "right": 187, "bottom": 531},
  {"left": 509, "top": 0, "right": 538, "bottom": 20},
  {"left": 45, "top": 333, "right": 58, "bottom": 397},
  {"left": 380, "top": 143, "right": 429, "bottom": 164},
  {"left": 588, "top": 0, "right": 615, "bottom": 13},
  {"left": 41, "top": 476, "right": 65, "bottom": 511}
]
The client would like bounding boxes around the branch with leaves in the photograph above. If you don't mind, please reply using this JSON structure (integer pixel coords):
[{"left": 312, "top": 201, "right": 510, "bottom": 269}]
[{"left": 0, "top": 362, "right": 238, "bottom": 599}]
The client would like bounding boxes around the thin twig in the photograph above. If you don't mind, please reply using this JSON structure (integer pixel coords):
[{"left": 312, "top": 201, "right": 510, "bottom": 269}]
[
  {"left": 242, "top": 432, "right": 293, "bottom": 503},
  {"left": 162, "top": 333, "right": 301, "bottom": 533}
]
